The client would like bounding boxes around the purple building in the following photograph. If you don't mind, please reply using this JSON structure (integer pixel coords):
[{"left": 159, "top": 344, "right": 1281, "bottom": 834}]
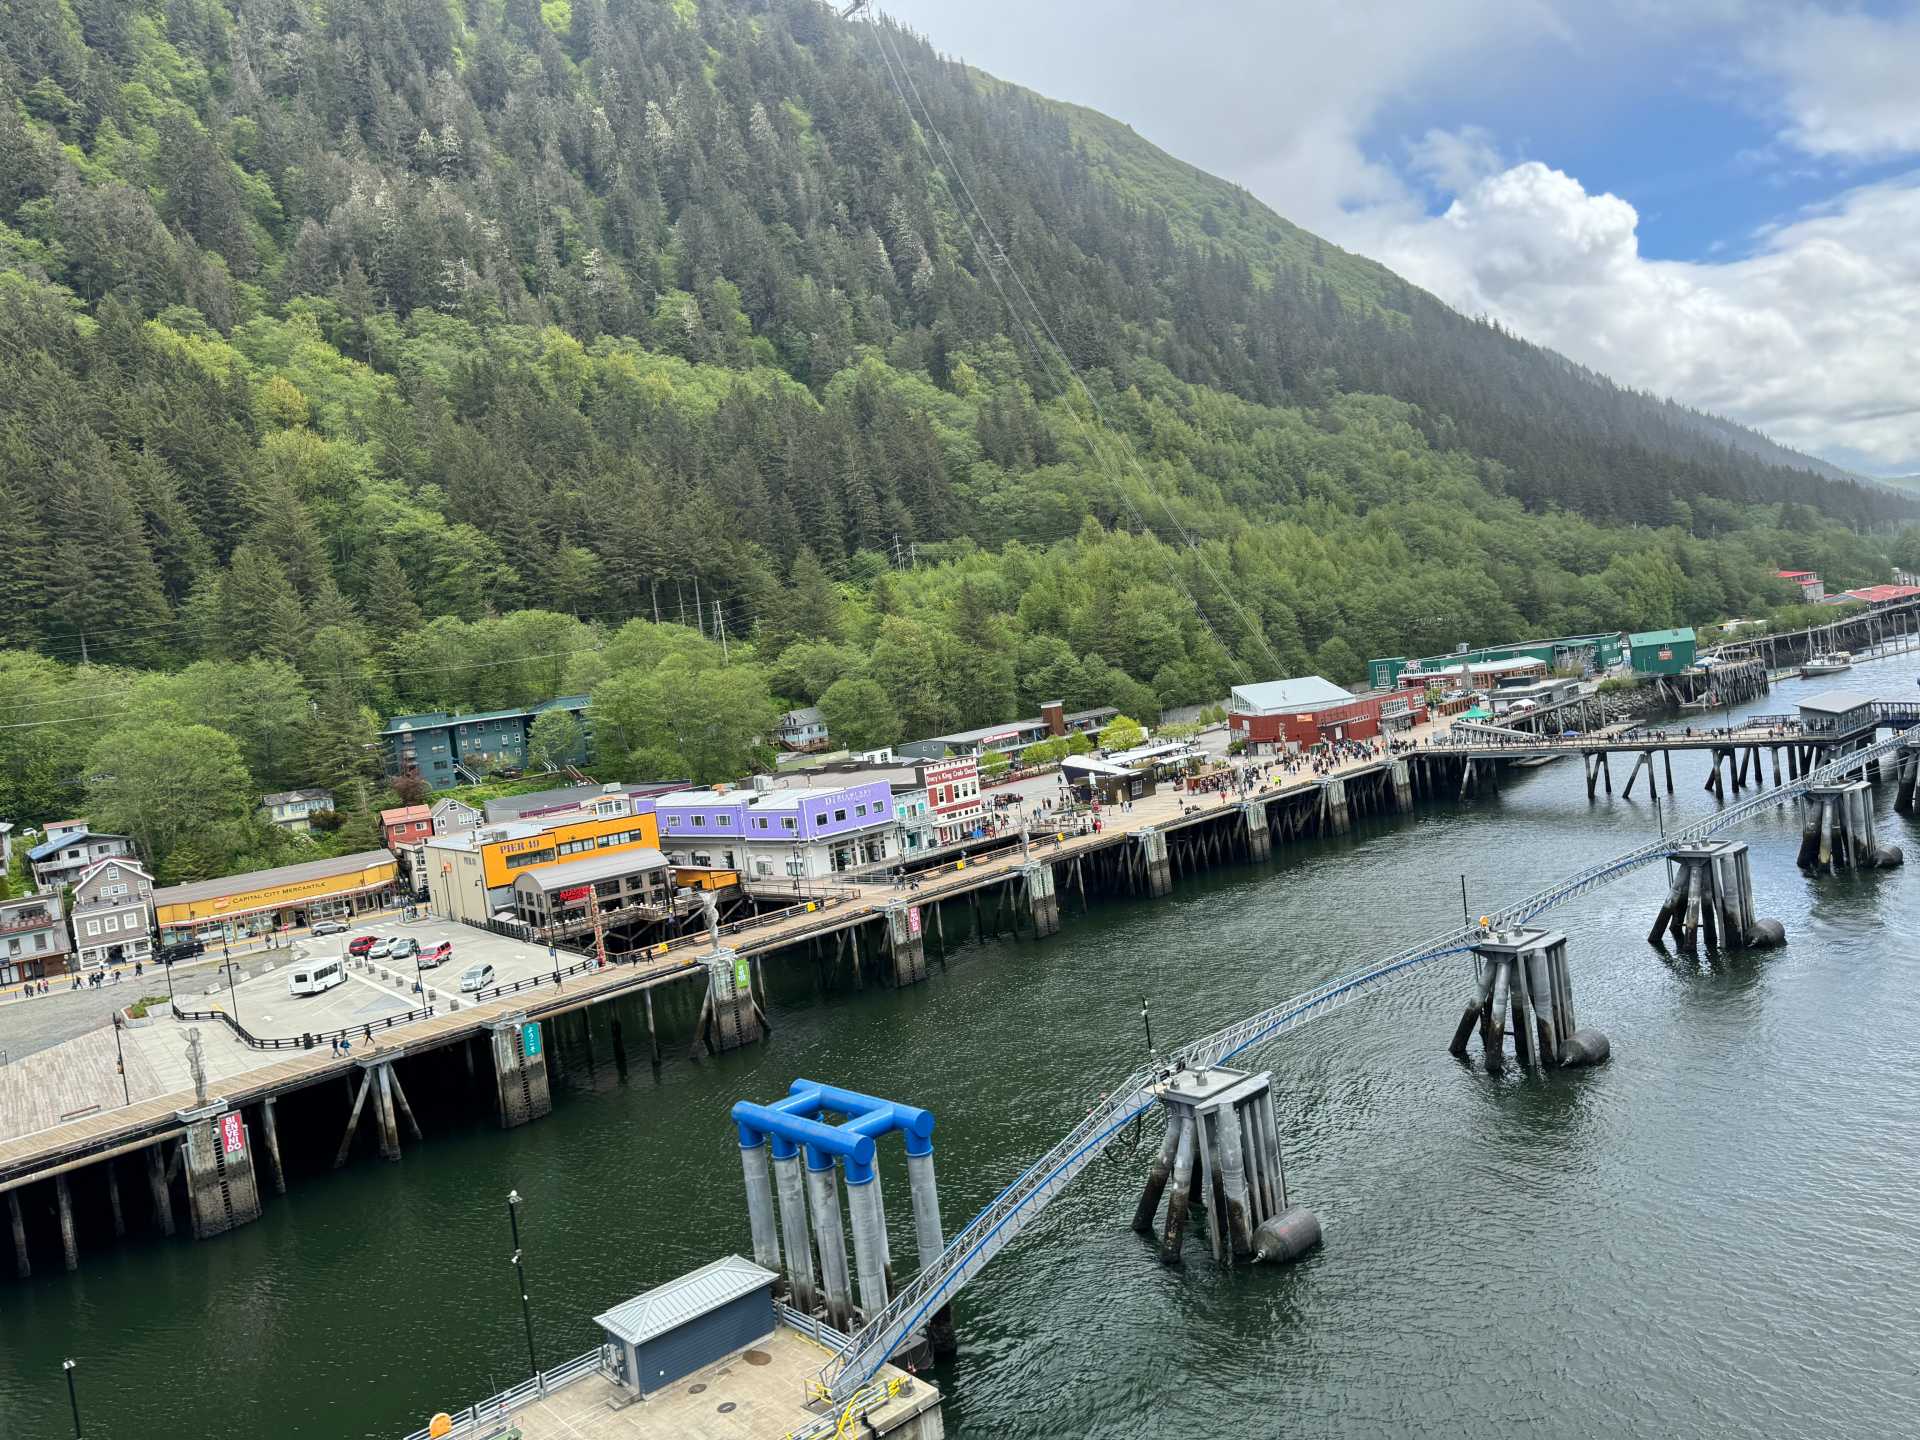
[
  {"left": 655, "top": 790, "right": 753, "bottom": 869},
  {"left": 737, "top": 780, "right": 897, "bottom": 883}
]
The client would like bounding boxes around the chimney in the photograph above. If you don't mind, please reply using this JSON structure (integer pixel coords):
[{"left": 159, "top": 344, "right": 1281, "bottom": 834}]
[{"left": 1041, "top": 700, "right": 1066, "bottom": 736}]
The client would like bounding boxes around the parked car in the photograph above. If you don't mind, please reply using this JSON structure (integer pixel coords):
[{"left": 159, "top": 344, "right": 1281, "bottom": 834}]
[
  {"left": 458, "top": 963, "right": 496, "bottom": 993},
  {"left": 347, "top": 935, "right": 378, "bottom": 957},
  {"left": 419, "top": 941, "right": 454, "bottom": 969},
  {"left": 311, "top": 919, "right": 347, "bottom": 937},
  {"left": 388, "top": 937, "right": 419, "bottom": 961},
  {"left": 367, "top": 937, "right": 397, "bottom": 959}
]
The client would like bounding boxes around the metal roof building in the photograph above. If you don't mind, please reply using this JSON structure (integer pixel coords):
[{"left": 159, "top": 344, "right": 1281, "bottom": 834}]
[
  {"left": 1229, "top": 677, "right": 1354, "bottom": 715},
  {"left": 515, "top": 848, "right": 668, "bottom": 892},
  {"left": 594, "top": 1256, "right": 778, "bottom": 1398}
]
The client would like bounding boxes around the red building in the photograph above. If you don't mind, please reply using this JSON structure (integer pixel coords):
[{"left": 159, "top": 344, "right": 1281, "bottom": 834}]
[
  {"left": 1841, "top": 583, "right": 1920, "bottom": 609},
  {"left": 1229, "top": 677, "right": 1427, "bottom": 750},
  {"left": 923, "top": 756, "right": 985, "bottom": 845},
  {"left": 379, "top": 804, "right": 433, "bottom": 849}
]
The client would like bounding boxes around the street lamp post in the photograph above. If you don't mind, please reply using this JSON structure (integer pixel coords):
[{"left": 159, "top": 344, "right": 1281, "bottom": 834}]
[
  {"left": 507, "top": 1190, "right": 539, "bottom": 1383},
  {"left": 62, "top": 1358, "right": 81, "bottom": 1438},
  {"left": 111, "top": 1016, "right": 129, "bottom": 1107},
  {"left": 225, "top": 955, "right": 241, "bottom": 1027}
]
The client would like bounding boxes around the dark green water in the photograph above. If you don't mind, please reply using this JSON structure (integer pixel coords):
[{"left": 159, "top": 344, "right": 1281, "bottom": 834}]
[{"left": 6, "top": 658, "right": 1920, "bottom": 1439}]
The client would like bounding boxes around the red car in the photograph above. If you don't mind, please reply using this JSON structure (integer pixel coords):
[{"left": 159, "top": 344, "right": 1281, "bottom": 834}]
[{"left": 347, "top": 935, "right": 378, "bottom": 957}]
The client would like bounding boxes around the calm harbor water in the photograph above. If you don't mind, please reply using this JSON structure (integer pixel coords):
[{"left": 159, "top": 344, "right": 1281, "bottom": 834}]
[{"left": 4, "top": 657, "right": 1919, "bottom": 1439}]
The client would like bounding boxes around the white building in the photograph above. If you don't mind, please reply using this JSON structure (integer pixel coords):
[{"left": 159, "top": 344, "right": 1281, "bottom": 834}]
[
  {"left": 69, "top": 857, "right": 155, "bottom": 969},
  {"left": 27, "top": 821, "right": 135, "bottom": 893},
  {"left": 431, "top": 797, "right": 482, "bottom": 834}
]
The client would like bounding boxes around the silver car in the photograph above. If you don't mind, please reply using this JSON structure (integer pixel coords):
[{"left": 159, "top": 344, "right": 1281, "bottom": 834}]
[
  {"left": 388, "top": 937, "right": 419, "bottom": 961},
  {"left": 367, "top": 937, "right": 396, "bottom": 960},
  {"left": 458, "top": 963, "right": 496, "bottom": 994}
]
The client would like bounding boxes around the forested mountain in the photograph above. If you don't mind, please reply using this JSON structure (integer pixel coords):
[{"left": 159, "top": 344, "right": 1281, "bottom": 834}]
[{"left": 1, "top": 0, "right": 1916, "bottom": 879}]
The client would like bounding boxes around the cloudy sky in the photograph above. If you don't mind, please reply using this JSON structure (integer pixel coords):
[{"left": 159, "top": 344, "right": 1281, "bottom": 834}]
[{"left": 881, "top": 0, "right": 1920, "bottom": 476}]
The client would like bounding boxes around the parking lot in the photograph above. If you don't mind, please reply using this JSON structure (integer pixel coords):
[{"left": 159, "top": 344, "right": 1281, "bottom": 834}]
[{"left": 164, "top": 913, "right": 576, "bottom": 1043}]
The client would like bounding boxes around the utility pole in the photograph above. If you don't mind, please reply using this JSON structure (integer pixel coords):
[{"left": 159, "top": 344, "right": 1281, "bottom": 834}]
[
  {"left": 714, "top": 601, "right": 728, "bottom": 663},
  {"left": 693, "top": 575, "right": 704, "bottom": 638},
  {"left": 676, "top": 579, "right": 685, "bottom": 627},
  {"left": 651, "top": 581, "right": 660, "bottom": 626}
]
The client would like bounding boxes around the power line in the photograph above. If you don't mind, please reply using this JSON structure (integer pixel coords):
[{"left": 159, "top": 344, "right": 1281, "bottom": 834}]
[{"left": 866, "top": 14, "right": 1281, "bottom": 681}]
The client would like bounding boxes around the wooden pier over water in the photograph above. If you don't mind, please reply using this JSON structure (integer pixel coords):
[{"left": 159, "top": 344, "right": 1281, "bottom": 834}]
[{"left": 6, "top": 677, "right": 1919, "bottom": 1281}]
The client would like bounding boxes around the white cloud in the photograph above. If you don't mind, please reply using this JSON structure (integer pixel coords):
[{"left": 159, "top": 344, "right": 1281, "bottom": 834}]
[
  {"left": 882, "top": 0, "right": 1570, "bottom": 232},
  {"left": 1748, "top": 8, "right": 1920, "bottom": 159},
  {"left": 1405, "top": 125, "right": 1505, "bottom": 195},
  {"left": 880, "top": 0, "right": 1920, "bottom": 469},
  {"left": 1361, "top": 163, "right": 1920, "bottom": 467}
]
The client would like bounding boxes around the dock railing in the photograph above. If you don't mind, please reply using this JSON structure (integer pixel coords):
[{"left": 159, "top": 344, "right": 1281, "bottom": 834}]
[{"left": 397, "top": 1347, "right": 603, "bottom": 1440}]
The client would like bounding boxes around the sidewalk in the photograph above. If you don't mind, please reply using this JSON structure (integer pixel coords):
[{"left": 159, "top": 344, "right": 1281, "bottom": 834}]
[{"left": 0, "top": 906, "right": 408, "bottom": 1007}]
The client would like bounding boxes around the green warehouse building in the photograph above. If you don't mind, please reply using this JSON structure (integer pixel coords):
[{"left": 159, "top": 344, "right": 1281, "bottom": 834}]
[{"left": 1626, "top": 628, "right": 1697, "bottom": 676}]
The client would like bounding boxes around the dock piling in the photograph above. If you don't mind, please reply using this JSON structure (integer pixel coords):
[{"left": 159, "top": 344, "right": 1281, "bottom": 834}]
[
  {"left": 144, "top": 1146, "right": 174, "bottom": 1236},
  {"left": 1464, "top": 930, "right": 1607, "bottom": 1071},
  {"left": 1145, "top": 1066, "right": 1320, "bottom": 1269},
  {"left": 7, "top": 1191, "right": 26, "bottom": 1278}
]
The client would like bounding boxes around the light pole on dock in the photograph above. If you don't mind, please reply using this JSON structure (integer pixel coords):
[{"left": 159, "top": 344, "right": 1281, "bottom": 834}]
[
  {"left": 62, "top": 1358, "right": 81, "bottom": 1438},
  {"left": 1141, "top": 997, "right": 1154, "bottom": 1058},
  {"left": 507, "top": 1190, "right": 539, "bottom": 1383}
]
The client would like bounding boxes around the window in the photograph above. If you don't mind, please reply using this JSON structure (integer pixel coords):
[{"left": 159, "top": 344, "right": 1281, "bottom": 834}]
[
  {"left": 854, "top": 804, "right": 867, "bottom": 817},
  {"left": 85, "top": 920, "right": 99, "bottom": 937},
  {"left": 833, "top": 809, "right": 847, "bottom": 822},
  {"left": 693, "top": 815, "right": 706, "bottom": 827},
  {"left": 782, "top": 817, "right": 797, "bottom": 831}
]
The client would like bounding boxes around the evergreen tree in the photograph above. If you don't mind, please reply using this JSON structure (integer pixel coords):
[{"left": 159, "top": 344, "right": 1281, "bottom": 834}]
[
  {"left": 219, "top": 544, "right": 304, "bottom": 661},
  {"left": 44, "top": 444, "right": 173, "bottom": 664},
  {"left": 361, "top": 547, "right": 425, "bottom": 640}
]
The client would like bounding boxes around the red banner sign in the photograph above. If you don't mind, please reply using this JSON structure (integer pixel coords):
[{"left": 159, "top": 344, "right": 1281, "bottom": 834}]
[
  {"left": 557, "top": 885, "right": 592, "bottom": 903},
  {"left": 220, "top": 1112, "right": 245, "bottom": 1156},
  {"left": 907, "top": 905, "right": 922, "bottom": 937}
]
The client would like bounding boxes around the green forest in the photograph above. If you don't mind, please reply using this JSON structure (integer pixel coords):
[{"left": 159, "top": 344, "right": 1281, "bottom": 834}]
[{"left": 2, "top": 0, "right": 1917, "bottom": 883}]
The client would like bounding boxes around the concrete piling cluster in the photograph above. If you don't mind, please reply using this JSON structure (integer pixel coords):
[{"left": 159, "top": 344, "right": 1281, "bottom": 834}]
[
  {"left": 1134, "top": 827, "right": 1172, "bottom": 896},
  {"left": 884, "top": 902, "right": 930, "bottom": 984},
  {"left": 489, "top": 1018, "right": 553, "bottom": 1128},
  {"left": 692, "top": 949, "right": 765, "bottom": 1055},
  {"left": 1021, "top": 863, "right": 1059, "bottom": 938},
  {"left": 1650, "top": 842, "right": 1786, "bottom": 951},
  {"left": 179, "top": 1107, "right": 264, "bottom": 1239},
  {"left": 1798, "top": 781, "right": 1904, "bottom": 872},
  {"left": 1135, "top": 1064, "right": 1321, "bottom": 1268},
  {"left": 1451, "top": 929, "right": 1608, "bottom": 1074},
  {"left": 733, "top": 1082, "right": 954, "bottom": 1355}
]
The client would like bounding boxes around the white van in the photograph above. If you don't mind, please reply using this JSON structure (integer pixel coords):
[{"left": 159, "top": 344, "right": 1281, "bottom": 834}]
[{"left": 289, "top": 958, "right": 346, "bottom": 996}]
